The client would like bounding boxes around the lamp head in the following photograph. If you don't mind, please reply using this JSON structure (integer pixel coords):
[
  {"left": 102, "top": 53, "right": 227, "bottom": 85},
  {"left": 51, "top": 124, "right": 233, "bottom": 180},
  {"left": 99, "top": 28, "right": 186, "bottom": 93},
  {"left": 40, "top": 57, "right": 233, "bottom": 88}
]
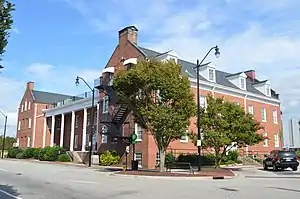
[
  {"left": 75, "top": 76, "right": 80, "bottom": 86},
  {"left": 215, "top": 45, "right": 220, "bottom": 58}
]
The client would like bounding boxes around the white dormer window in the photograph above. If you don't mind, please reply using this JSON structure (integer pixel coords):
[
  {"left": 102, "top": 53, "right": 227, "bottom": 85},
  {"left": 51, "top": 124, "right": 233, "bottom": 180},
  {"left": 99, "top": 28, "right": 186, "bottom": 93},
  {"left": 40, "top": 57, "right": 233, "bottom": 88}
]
[
  {"left": 265, "top": 85, "right": 271, "bottom": 96},
  {"left": 240, "top": 78, "right": 246, "bottom": 90},
  {"left": 208, "top": 69, "right": 215, "bottom": 81}
]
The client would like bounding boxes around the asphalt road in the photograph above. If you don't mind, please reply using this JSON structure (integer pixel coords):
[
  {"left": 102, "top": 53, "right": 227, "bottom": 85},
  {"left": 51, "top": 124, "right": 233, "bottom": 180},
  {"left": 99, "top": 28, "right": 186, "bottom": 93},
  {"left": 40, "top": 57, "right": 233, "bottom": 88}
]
[{"left": 0, "top": 160, "right": 300, "bottom": 199}]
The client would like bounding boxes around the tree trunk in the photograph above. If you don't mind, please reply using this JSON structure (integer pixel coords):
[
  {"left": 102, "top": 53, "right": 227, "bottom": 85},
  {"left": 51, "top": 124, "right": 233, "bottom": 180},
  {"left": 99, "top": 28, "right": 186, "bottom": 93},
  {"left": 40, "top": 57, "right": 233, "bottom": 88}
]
[
  {"left": 159, "top": 150, "right": 166, "bottom": 172},
  {"left": 215, "top": 149, "right": 221, "bottom": 168}
]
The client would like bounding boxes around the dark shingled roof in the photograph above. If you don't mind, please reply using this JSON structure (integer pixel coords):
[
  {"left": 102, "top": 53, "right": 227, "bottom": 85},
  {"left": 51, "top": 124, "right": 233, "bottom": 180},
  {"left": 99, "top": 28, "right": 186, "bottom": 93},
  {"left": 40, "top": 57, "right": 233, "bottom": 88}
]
[
  {"left": 137, "top": 46, "right": 279, "bottom": 99},
  {"left": 32, "top": 90, "right": 73, "bottom": 104}
]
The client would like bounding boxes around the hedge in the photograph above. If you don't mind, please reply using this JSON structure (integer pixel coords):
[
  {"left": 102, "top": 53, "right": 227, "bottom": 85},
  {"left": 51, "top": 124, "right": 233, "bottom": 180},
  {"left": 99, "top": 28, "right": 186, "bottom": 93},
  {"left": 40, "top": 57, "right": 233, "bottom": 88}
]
[{"left": 7, "top": 146, "right": 69, "bottom": 162}]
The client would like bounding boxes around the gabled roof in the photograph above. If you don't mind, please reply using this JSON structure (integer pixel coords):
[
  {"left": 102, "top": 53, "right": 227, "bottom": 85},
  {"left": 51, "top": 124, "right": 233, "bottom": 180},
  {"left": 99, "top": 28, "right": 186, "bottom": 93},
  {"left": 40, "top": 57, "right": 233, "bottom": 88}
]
[
  {"left": 32, "top": 90, "right": 73, "bottom": 104},
  {"left": 137, "top": 46, "right": 279, "bottom": 99}
]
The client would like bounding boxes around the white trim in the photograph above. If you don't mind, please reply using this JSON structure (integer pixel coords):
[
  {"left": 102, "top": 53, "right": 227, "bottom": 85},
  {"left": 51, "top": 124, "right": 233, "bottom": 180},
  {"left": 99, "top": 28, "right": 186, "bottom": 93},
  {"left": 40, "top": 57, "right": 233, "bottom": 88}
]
[
  {"left": 42, "top": 117, "right": 47, "bottom": 148},
  {"left": 44, "top": 96, "right": 98, "bottom": 117},
  {"left": 70, "top": 111, "right": 75, "bottom": 151},
  {"left": 101, "top": 67, "right": 115, "bottom": 73},
  {"left": 274, "top": 133, "right": 280, "bottom": 148},
  {"left": 32, "top": 104, "right": 37, "bottom": 147},
  {"left": 50, "top": 115, "right": 55, "bottom": 147},
  {"left": 261, "top": 108, "right": 267, "bottom": 122},
  {"left": 190, "top": 80, "right": 280, "bottom": 107},
  {"left": 273, "top": 110, "right": 278, "bottom": 124},
  {"left": 60, "top": 113, "right": 65, "bottom": 147},
  {"left": 82, "top": 108, "right": 87, "bottom": 151},
  {"left": 123, "top": 58, "right": 137, "bottom": 65}
]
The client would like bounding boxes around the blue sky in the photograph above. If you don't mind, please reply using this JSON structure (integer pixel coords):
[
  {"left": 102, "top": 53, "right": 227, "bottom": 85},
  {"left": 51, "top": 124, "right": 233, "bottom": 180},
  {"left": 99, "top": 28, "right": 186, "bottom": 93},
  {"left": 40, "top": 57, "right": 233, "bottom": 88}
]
[{"left": 1, "top": 0, "right": 300, "bottom": 137}]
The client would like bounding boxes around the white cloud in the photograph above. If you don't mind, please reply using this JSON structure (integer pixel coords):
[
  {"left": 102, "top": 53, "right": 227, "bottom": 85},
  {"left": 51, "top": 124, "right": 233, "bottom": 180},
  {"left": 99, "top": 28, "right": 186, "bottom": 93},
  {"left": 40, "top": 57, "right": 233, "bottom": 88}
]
[{"left": 26, "top": 63, "right": 55, "bottom": 76}]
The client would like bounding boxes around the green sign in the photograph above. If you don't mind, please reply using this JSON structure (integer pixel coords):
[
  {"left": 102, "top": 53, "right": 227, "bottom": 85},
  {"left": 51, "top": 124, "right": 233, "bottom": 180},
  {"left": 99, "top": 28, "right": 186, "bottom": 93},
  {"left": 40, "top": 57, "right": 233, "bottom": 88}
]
[{"left": 131, "top": 133, "right": 138, "bottom": 144}]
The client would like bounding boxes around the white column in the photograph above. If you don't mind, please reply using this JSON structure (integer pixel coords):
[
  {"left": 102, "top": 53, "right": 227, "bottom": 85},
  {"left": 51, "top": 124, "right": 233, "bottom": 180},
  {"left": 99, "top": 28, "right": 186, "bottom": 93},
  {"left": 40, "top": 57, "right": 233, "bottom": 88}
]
[
  {"left": 70, "top": 111, "right": 75, "bottom": 151},
  {"left": 31, "top": 104, "right": 38, "bottom": 148},
  {"left": 50, "top": 115, "right": 55, "bottom": 147},
  {"left": 82, "top": 108, "right": 87, "bottom": 151},
  {"left": 60, "top": 113, "right": 65, "bottom": 147},
  {"left": 42, "top": 117, "right": 47, "bottom": 148}
]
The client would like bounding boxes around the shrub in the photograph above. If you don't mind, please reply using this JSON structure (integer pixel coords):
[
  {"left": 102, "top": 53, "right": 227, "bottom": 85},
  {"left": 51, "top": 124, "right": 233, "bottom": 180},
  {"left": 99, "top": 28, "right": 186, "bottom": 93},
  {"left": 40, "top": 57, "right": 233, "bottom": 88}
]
[
  {"left": 58, "top": 154, "right": 71, "bottom": 162},
  {"left": 227, "top": 150, "right": 239, "bottom": 162},
  {"left": 16, "top": 152, "right": 24, "bottom": 159},
  {"left": 7, "top": 148, "right": 23, "bottom": 158},
  {"left": 225, "top": 160, "right": 235, "bottom": 165},
  {"left": 296, "top": 150, "right": 300, "bottom": 158},
  {"left": 33, "top": 148, "right": 41, "bottom": 159},
  {"left": 22, "top": 148, "right": 36, "bottom": 159},
  {"left": 100, "top": 150, "right": 120, "bottom": 166},
  {"left": 38, "top": 146, "right": 65, "bottom": 161},
  {"left": 176, "top": 153, "right": 215, "bottom": 166},
  {"left": 165, "top": 152, "right": 176, "bottom": 168}
]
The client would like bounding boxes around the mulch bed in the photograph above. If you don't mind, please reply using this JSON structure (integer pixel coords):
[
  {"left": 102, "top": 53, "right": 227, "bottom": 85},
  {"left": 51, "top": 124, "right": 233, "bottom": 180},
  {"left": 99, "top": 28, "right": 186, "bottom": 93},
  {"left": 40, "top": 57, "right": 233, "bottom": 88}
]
[{"left": 116, "top": 168, "right": 235, "bottom": 177}]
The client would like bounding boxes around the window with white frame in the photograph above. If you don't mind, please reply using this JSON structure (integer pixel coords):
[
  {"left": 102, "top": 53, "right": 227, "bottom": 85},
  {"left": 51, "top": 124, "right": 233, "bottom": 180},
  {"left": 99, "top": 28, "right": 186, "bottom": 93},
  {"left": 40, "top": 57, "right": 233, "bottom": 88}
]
[
  {"left": 101, "top": 125, "right": 108, "bottom": 143},
  {"left": 103, "top": 96, "right": 109, "bottom": 113},
  {"left": 87, "top": 112, "right": 90, "bottom": 126},
  {"left": 75, "top": 115, "right": 79, "bottom": 128},
  {"left": 263, "top": 132, "right": 268, "bottom": 147},
  {"left": 248, "top": 105, "right": 254, "bottom": 115},
  {"left": 200, "top": 96, "right": 207, "bottom": 108},
  {"left": 27, "top": 137, "right": 30, "bottom": 147},
  {"left": 28, "top": 101, "right": 31, "bottom": 110},
  {"left": 208, "top": 69, "right": 215, "bottom": 81},
  {"left": 135, "top": 152, "right": 142, "bottom": 167},
  {"left": 135, "top": 123, "right": 142, "bottom": 141},
  {"left": 273, "top": 110, "right": 278, "bottom": 124},
  {"left": 274, "top": 133, "right": 279, "bottom": 148},
  {"left": 261, "top": 108, "right": 267, "bottom": 122},
  {"left": 21, "top": 104, "right": 24, "bottom": 112},
  {"left": 240, "top": 78, "right": 246, "bottom": 90},
  {"left": 265, "top": 85, "right": 271, "bottom": 96},
  {"left": 180, "top": 127, "right": 189, "bottom": 143},
  {"left": 28, "top": 118, "right": 32, "bottom": 129},
  {"left": 24, "top": 100, "right": 27, "bottom": 111},
  {"left": 18, "top": 121, "right": 21, "bottom": 130},
  {"left": 74, "top": 135, "right": 79, "bottom": 149},
  {"left": 156, "top": 152, "right": 160, "bottom": 166}
]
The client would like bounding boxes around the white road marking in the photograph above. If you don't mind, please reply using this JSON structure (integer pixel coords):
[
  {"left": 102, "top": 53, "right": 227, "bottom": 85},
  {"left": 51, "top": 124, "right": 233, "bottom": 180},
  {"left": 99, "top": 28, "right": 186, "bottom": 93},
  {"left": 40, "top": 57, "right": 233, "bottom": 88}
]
[
  {"left": 69, "top": 180, "right": 98, "bottom": 184},
  {"left": 0, "top": 168, "right": 7, "bottom": 172},
  {"left": 0, "top": 189, "right": 22, "bottom": 199}
]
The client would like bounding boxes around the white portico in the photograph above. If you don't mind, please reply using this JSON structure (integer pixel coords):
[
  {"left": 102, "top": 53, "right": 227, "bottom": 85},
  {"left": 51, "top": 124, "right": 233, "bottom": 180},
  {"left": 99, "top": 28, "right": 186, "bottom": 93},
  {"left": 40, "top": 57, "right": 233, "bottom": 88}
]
[{"left": 43, "top": 91, "right": 100, "bottom": 152}]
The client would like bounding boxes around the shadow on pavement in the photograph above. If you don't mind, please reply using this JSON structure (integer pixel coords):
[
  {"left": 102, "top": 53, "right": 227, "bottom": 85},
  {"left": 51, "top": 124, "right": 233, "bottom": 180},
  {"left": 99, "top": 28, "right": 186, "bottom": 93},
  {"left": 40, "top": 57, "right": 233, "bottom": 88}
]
[{"left": 0, "top": 184, "right": 21, "bottom": 198}]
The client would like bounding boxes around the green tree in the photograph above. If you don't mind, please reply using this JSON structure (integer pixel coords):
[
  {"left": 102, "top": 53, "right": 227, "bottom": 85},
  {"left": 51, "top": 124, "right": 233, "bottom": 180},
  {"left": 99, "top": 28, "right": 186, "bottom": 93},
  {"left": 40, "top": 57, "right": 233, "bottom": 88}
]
[
  {"left": 188, "top": 95, "right": 264, "bottom": 167},
  {"left": 0, "top": 0, "right": 15, "bottom": 68},
  {"left": 113, "top": 59, "right": 196, "bottom": 172},
  {"left": 0, "top": 135, "right": 16, "bottom": 150}
]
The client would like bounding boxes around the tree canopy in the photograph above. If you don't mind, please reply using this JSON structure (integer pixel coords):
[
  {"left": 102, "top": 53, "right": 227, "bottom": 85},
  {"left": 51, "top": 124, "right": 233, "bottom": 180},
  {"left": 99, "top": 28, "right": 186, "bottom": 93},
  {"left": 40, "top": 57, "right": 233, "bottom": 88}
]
[
  {"left": 188, "top": 95, "right": 264, "bottom": 167},
  {"left": 0, "top": 135, "right": 16, "bottom": 150},
  {"left": 113, "top": 59, "right": 196, "bottom": 171},
  {"left": 0, "top": 0, "right": 15, "bottom": 68}
]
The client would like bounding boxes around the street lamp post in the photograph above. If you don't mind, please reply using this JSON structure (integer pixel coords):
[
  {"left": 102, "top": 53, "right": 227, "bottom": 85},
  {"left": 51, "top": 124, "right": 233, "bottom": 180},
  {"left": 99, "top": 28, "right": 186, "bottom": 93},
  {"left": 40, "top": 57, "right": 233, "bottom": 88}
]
[
  {"left": 194, "top": 46, "right": 220, "bottom": 172},
  {"left": 0, "top": 110, "right": 7, "bottom": 159},
  {"left": 75, "top": 76, "right": 95, "bottom": 167}
]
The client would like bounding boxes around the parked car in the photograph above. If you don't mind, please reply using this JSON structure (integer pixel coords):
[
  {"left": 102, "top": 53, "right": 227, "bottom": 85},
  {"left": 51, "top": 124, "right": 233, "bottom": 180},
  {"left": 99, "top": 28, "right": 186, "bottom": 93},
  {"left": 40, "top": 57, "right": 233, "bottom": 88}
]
[{"left": 263, "top": 150, "right": 299, "bottom": 171}]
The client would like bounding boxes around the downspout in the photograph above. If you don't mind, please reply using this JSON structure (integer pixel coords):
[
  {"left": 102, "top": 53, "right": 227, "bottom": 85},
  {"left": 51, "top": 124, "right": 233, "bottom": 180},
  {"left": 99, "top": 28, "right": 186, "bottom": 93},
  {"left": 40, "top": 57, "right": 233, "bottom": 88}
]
[{"left": 244, "top": 94, "right": 248, "bottom": 156}]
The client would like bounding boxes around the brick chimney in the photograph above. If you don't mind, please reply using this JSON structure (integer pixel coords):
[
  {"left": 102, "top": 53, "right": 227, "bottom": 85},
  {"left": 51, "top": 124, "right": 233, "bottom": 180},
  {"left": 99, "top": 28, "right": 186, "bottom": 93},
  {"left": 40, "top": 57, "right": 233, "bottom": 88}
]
[
  {"left": 119, "top": 25, "right": 138, "bottom": 46},
  {"left": 245, "top": 70, "right": 255, "bottom": 81},
  {"left": 27, "top": 81, "right": 34, "bottom": 90}
]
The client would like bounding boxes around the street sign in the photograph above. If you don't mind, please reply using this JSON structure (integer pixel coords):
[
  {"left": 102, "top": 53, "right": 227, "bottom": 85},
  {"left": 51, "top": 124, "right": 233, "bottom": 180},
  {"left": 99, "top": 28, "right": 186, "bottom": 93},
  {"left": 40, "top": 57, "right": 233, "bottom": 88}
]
[
  {"left": 131, "top": 133, "right": 138, "bottom": 144},
  {"left": 126, "top": 146, "right": 130, "bottom": 153}
]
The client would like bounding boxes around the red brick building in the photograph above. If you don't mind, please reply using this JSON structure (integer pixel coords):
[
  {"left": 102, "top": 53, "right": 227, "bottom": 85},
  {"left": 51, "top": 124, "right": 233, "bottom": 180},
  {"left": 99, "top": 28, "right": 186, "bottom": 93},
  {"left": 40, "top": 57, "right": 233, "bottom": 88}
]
[
  {"left": 16, "top": 82, "right": 72, "bottom": 148},
  {"left": 16, "top": 26, "right": 282, "bottom": 169}
]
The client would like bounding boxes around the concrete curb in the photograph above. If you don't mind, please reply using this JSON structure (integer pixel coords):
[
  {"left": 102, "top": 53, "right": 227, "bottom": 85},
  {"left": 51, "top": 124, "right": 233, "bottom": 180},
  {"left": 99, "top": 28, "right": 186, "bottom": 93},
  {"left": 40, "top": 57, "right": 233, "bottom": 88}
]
[{"left": 110, "top": 173, "right": 235, "bottom": 180}]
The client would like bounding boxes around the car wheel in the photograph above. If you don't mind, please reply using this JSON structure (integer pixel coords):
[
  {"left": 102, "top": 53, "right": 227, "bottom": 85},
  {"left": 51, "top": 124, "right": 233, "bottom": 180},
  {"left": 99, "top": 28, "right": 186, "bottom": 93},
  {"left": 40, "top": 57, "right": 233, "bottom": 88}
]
[
  {"left": 292, "top": 167, "right": 298, "bottom": 171},
  {"left": 273, "top": 164, "right": 278, "bottom": 171},
  {"left": 263, "top": 163, "right": 268, "bottom": 170}
]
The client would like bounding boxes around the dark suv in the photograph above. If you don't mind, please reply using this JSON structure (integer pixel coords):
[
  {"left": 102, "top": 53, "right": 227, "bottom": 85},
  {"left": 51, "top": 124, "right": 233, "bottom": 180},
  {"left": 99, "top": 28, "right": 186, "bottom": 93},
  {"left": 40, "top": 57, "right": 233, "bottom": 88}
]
[{"left": 263, "top": 150, "right": 299, "bottom": 171}]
